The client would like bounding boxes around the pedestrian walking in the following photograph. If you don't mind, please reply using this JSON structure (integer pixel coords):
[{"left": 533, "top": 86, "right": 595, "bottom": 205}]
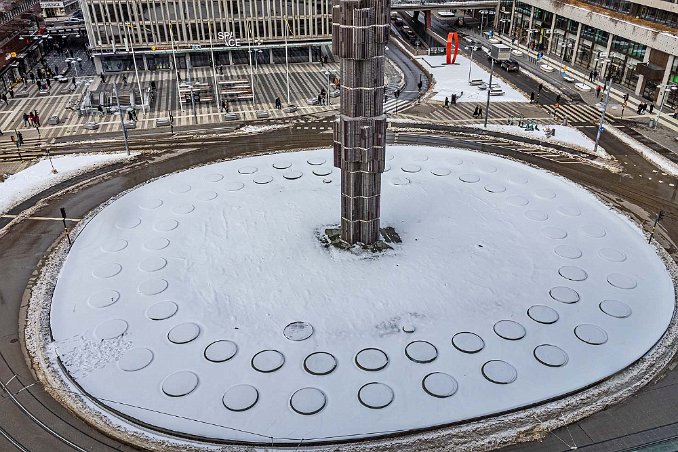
[
  {"left": 28, "top": 112, "right": 35, "bottom": 127},
  {"left": 478, "top": 106, "right": 483, "bottom": 118},
  {"left": 318, "top": 93, "right": 323, "bottom": 105},
  {"left": 636, "top": 103, "right": 643, "bottom": 114},
  {"left": 451, "top": 93, "right": 457, "bottom": 104},
  {"left": 221, "top": 99, "right": 226, "bottom": 112},
  {"left": 78, "top": 60, "right": 83, "bottom": 70},
  {"left": 589, "top": 71, "right": 594, "bottom": 82},
  {"left": 177, "top": 71, "right": 182, "bottom": 82},
  {"left": 593, "top": 70, "right": 598, "bottom": 80},
  {"left": 649, "top": 103, "right": 654, "bottom": 114},
  {"left": 55, "top": 65, "right": 59, "bottom": 75},
  {"left": 17, "top": 131, "right": 23, "bottom": 146},
  {"left": 9, "top": 88, "right": 14, "bottom": 98},
  {"left": 673, "top": 106, "right": 678, "bottom": 119},
  {"left": 1, "top": 94, "right": 6, "bottom": 105},
  {"left": 122, "top": 75, "right": 128, "bottom": 86},
  {"left": 595, "top": 85, "right": 601, "bottom": 98},
  {"left": 555, "top": 94, "right": 561, "bottom": 105},
  {"left": 33, "top": 111, "right": 40, "bottom": 127},
  {"left": 218, "top": 65, "right": 223, "bottom": 75},
  {"left": 98, "top": 105, "right": 104, "bottom": 116},
  {"left": 275, "top": 97, "right": 281, "bottom": 109},
  {"left": 100, "top": 73, "right": 106, "bottom": 83},
  {"left": 530, "top": 91, "right": 535, "bottom": 103},
  {"left": 417, "top": 80, "right": 423, "bottom": 92},
  {"left": 623, "top": 93, "right": 629, "bottom": 102},
  {"left": 46, "top": 79, "right": 51, "bottom": 89},
  {"left": 22, "top": 112, "right": 29, "bottom": 127},
  {"left": 473, "top": 106, "right": 479, "bottom": 117},
  {"left": 128, "top": 110, "right": 134, "bottom": 121},
  {"left": 444, "top": 97, "right": 449, "bottom": 108},
  {"left": 538, "top": 83, "right": 543, "bottom": 95}
]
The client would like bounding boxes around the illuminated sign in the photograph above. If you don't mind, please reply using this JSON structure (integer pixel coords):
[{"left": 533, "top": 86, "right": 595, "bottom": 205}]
[{"left": 216, "top": 31, "right": 241, "bottom": 47}]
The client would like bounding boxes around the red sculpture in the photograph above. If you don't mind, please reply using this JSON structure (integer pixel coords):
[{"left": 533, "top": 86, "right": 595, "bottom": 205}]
[{"left": 446, "top": 32, "right": 459, "bottom": 64}]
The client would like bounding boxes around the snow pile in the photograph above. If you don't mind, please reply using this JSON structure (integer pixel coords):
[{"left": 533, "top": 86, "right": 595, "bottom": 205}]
[
  {"left": 606, "top": 126, "right": 678, "bottom": 178},
  {"left": 422, "top": 54, "right": 528, "bottom": 103},
  {"left": 48, "top": 146, "right": 673, "bottom": 444},
  {"left": 239, "top": 124, "right": 288, "bottom": 134},
  {"left": 0, "top": 153, "right": 133, "bottom": 215}
]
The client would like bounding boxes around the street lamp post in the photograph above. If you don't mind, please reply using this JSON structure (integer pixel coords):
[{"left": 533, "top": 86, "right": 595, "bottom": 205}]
[
  {"left": 652, "top": 83, "right": 678, "bottom": 129},
  {"left": 593, "top": 77, "right": 613, "bottom": 155},
  {"left": 122, "top": 23, "right": 145, "bottom": 113},
  {"left": 483, "top": 58, "right": 496, "bottom": 127},
  {"left": 324, "top": 70, "right": 331, "bottom": 105},
  {"left": 111, "top": 82, "right": 130, "bottom": 156},
  {"left": 480, "top": 10, "right": 488, "bottom": 36},
  {"left": 468, "top": 41, "right": 477, "bottom": 83}
]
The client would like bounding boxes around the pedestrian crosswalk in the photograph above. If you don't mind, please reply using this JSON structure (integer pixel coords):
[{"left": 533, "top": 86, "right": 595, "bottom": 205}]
[
  {"left": 541, "top": 103, "right": 614, "bottom": 124},
  {"left": 397, "top": 102, "right": 550, "bottom": 124},
  {"left": 384, "top": 99, "right": 410, "bottom": 114}
]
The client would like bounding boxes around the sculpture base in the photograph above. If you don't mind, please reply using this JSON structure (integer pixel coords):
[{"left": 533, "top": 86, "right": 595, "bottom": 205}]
[{"left": 322, "top": 226, "right": 401, "bottom": 252}]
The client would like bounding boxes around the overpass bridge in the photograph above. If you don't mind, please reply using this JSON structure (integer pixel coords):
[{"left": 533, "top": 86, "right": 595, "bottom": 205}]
[{"left": 392, "top": 0, "right": 499, "bottom": 30}]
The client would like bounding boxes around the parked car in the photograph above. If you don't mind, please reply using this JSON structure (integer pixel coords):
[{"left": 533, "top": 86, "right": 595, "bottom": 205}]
[
  {"left": 64, "top": 17, "right": 84, "bottom": 24},
  {"left": 501, "top": 60, "right": 520, "bottom": 72}
]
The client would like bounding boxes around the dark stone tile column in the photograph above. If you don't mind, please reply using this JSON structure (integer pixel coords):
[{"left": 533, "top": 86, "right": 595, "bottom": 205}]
[{"left": 332, "top": 0, "right": 390, "bottom": 245}]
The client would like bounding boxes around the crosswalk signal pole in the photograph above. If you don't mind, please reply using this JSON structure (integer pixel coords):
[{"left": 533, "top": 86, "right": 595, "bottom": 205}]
[
  {"left": 648, "top": 210, "right": 665, "bottom": 244},
  {"left": 112, "top": 82, "right": 130, "bottom": 156},
  {"left": 593, "top": 77, "right": 612, "bottom": 155},
  {"left": 60, "top": 207, "right": 72, "bottom": 247},
  {"left": 483, "top": 58, "right": 495, "bottom": 128},
  {"left": 395, "top": 89, "right": 400, "bottom": 115}
]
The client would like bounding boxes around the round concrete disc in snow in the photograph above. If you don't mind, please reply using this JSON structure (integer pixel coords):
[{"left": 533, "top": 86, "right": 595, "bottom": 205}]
[
  {"left": 509, "top": 174, "right": 528, "bottom": 184},
  {"left": 506, "top": 195, "right": 529, "bottom": 206},
  {"left": 322, "top": 178, "right": 332, "bottom": 184},
  {"left": 479, "top": 164, "right": 497, "bottom": 173},
  {"left": 482, "top": 360, "right": 518, "bottom": 384},
  {"left": 92, "top": 262, "right": 122, "bottom": 279},
  {"left": 358, "top": 382, "right": 394, "bottom": 409},
  {"left": 575, "top": 324, "right": 608, "bottom": 345},
  {"left": 386, "top": 153, "right": 395, "bottom": 161},
  {"left": 223, "top": 385, "right": 259, "bottom": 411},
  {"left": 524, "top": 210, "right": 549, "bottom": 221},
  {"left": 312, "top": 167, "right": 332, "bottom": 176},
  {"left": 431, "top": 167, "right": 451, "bottom": 176},
  {"left": 238, "top": 166, "right": 257, "bottom": 174},
  {"left": 527, "top": 305, "right": 560, "bottom": 324},
  {"left": 422, "top": 372, "right": 458, "bottom": 398},
  {"left": 138, "top": 279, "right": 169, "bottom": 296},
  {"left": 534, "top": 344, "right": 569, "bottom": 367},
  {"left": 555, "top": 245, "right": 583, "bottom": 259},
  {"left": 557, "top": 205, "right": 581, "bottom": 216},
  {"left": 405, "top": 341, "right": 438, "bottom": 363},
  {"left": 599, "top": 300, "right": 632, "bottom": 318},
  {"left": 154, "top": 219, "right": 179, "bottom": 232},
  {"left": 204, "top": 340, "right": 238, "bottom": 362},
  {"left": 169, "top": 184, "right": 191, "bottom": 194},
  {"left": 535, "top": 189, "right": 557, "bottom": 199},
  {"left": 541, "top": 227, "right": 567, "bottom": 239},
  {"left": 116, "top": 216, "right": 141, "bottom": 229},
  {"left": 391, "top": 177, "right": 410, "bottom": 186},
  {"left": 252, "top": 350, "right": 285, "bottom": 373},
  {"left": 283, "top": 170, "right": 303, "bottom": 180},
  {"left": 87, "top": 289, "right": 120, "bottom": 308},
  {"left": 253, "top": 175, "right": 273, "bottom": 184},
  {"left": 558, "top": 266, "right": 588, "bottom": 281},
  {"left": 452, "top": 332, "right": 485, "bottom": 353},
  {"left": 172, "top": 204, "right": 195, "bottom": 215},
  {"left": 168, "top": 322, "right": 200, "bottom": 344},
  {"left": 549, "top": 286, "right": 580, "bottom": 304},
  {"left": 162, "top": 371, "right": 198, "bottom": 397},
  {"left": 484, "top": 184, "right": 506, "bottom": 193},
  {"left": 290, "top": 387, "right": 327, "bottom": 415},
  {"left": 94, "top": 319, "right": 128, "bottom": 339},
  {"left": 304, "top": 352, "right": 337, "bottom": 375},
  {"left": 224, "top": 182, "right": 245, "bottom": 191},
  {"left": 307, "top": 157, "right": 326, "bottom": 165},
  {"left": 581, "top": 224, "right": 607, "bottom": 238},
  {"left": 118, "top": 348, "right": 154, "bottom": 371},
  {"left": 139, "top": 198, "right": 163, "bottom": 209},
  {"left": 493, "top": 320, "right": 526, "bottom": 340},
  {"left": 413, "top": 154, "right": 429, "bottom": 162},
  {"left": 283, "top": 322, "right": 314, "bottom": 341},
  {"left": 402, "top": 323, "right": 416, "bottom": 333},
  {"left": 101, "top": 239, "right": 128, "bottom": 253},
  {"left": 139, "top": 257, "right": 167, "bottom": 272},
  {"left": 205, "top": 173, "right": 224, "bottom": 182},
  {"left": 143, "top": 237, "right": 170, "bottom": 250},
  {"left": 384, "top": 165, "right": 391, "bottom": 172},
  {"left": 146, "top": 301, "right": 178, "bottom": 320},
  {"left": 196, "top": 191, "right": 218, "bottom": 201},
  {"left": 273, "top": 160, "right": 291, "bottom": 169},
  {"left": 599, "top": 248, "right": 627, "bottom": 262},
  {"left": 401, "top": 164, "right": 421, "bottom": 173},
  {"left": 607, "top": 273, "right": 637, "bottom": 289},
  {"left": 459, "top": 174, "right": 480, "bottom": 183},
  {"left": 355, "top": 348, "right": 389, "bottom": 371}
]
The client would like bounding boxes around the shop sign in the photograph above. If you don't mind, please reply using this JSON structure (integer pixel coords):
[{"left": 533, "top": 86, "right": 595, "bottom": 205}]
[
  {"left": 41, "top": 1, "right": 65, "bottom": 7},
  {"left": 216, "top": 31, "right": 241, "bottom": 47}
]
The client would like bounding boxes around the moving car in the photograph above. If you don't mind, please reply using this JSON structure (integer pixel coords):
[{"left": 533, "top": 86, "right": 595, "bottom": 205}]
[
  {"left": 501, "top": 60, "right": 520, "bottom": 72},
  {"left": 64, "top": 17, "right": 84, "bottom": 24}
]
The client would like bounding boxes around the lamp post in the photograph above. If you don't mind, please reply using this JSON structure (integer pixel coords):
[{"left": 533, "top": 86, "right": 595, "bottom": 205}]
[
  {"left": 483, "top": 57, "right": 495, "bottom": 128},
  {"left": 468, "top": 40, "right": 477, "bottom": 83},
  {"left": 593, "top": 77, "right": 613, "bottom": 155},
  {"left": 284, "top": 17, "right": 291, "bottom": 105},
  {"left": 324, "top": 70, "right": 331, "bottom": 105},
  {"left": 559, "top": 38, "right": 574, "bottom": 75},
  {"left": 479, "top": 10, "right": 488, "bottom": 36},
  {"left": 499, "top": 19, "right": 510, "bottom": 36},
  {"left": 111, "top": 82, "right": 130, "bottom": 156},
  {"left": 652, "top": 83, "right": 678, "bottom": 129},
  {"left": 122, "top": 22, "right": 146, "bottom": 113}
]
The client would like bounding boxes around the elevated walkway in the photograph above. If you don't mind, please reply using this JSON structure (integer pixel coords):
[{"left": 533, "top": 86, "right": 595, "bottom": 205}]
[{"left": 392, "top": 0, "right": 498, "bottom": 11}]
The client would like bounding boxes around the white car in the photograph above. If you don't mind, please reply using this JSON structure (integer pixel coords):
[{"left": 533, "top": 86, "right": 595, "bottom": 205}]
[{"left": 64, "top": 17, "right": 84, "bottom": 24}]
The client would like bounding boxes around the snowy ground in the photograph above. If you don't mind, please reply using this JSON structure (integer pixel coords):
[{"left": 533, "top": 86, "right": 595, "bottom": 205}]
[
  {"left": 422, "top": 54, "right": 528, "bottom": 103},
  {"left": 0, "top": 153, "right": 133, "bottom": 215},
  {"left": 467, "top": 123, "right": 609, "bottom": 157},
  {"left": 49, "top": 146, "right": 674, "bottom": 444}
]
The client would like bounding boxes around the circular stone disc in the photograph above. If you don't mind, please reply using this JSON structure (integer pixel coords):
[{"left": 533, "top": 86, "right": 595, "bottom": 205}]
[
  {"left": 273, "top": 160, "right": 292, "bottom": 169},
  {"left": 607, "top": 273, "right": 637, "bottom": 289},
  {"left": 172, "top": 204, "right": 195, "bottom": 215},
  {"left": 459, "top": 174, "right": 480, "bottom": 183},
  {"left": 534, "top": 344, "right": 569, "bottom": 367},
  {"left": 118, "top": 348, "right": 154, "bottom": 372},
  {"left": 87, "top": 289, "right": 120, "bottom": 308},
  {"left": 535, "top": 189, "right": 557, "bottom": 199},
  {"left": 525, "top": 210, "right": 549, "bottom": 221},
  {"left": 542, "top": 227, "right": 567, "bottom": 239},
  {"left": 223, "top": 385, "right": 259, "bottom": 411},
  {"left": 206, "top": 173, "right": 224, "bottom": 182},
  {"left": 422, "top": 372, "right": 458, "bottom": 398},
  {"left": 251, "top": 350, "right": 285, "bottom": 373},
  {"left": 169, "top": 184, "right": 191, "bottom": 194},
  {"left": 283, "top": 322, "right": 314, "bottom": 341},
  {"left": 599, "top": 248, "right": 627, "bottom": 262},
  {"left": 144, "top": 237, "right": 170, "bottom": 250},
  {"left": 238, "top": 166, "right": 258, "bottom": 174},
  {"left": 493, "top": 320, "right": 526, "bottom": 340},
  {"left": 146, "top": 301, "right": 178, "bottom": 320},
  {"left": 307, "top": 157, "right": 326, "bottom": 165},
  {"left": 322, "top": 178, "right": 332, "bottom": 184},
  {"left": 391, "top": 177, "right": 410, "bottom": 186},
  {"left": 558, "top": 266, "right": 588, "bottom": 281},
  {"left": 138, "top": 279, "right": 169, "bottom": 296},
  {"left": 92, "top": 262, "right": 122, "bottom": 279},
  {"left": 558, "top": 205, "right": 581, "bottom": 216},
  {"left": 574, "top": 324, "right": 608, "bottom": 345},
  {"left": 599, "top": 300, "right": 632, "bottom": 318},
  {"left": 162, "top": 371, "right": 199, "bottom": 397},
  {"left": 101, "top": 239, "right": 128, "bottom": 252},
  {"left": 94, "top": 319, "right": 128, "bottom": 340},
  {"left": 509, "top": 174, "right": 528, "bottom": 184},
  {"left": 401, "top": 164, "right": 421, "bottom": 173},
  {"left": 581, "top": 224, "right": 607, "bottom": 238},
  {"left": 555, "top": 245, "right": 583, "bottom": 259},
  {"left": 197, "top": 191, "right": 218, "bottom": 201},
  {"left": 204, "top": 340, "right": 238, "bottom": 362},
  {"left": 116, "top": 216, "right": 141, "bottom": 229},
  {"left": 290, "top": 388, "right": 327, "bottom": 415},
  {"left": 355, "top": 348, "right": 389, "bottom": 371},
  {"left": 482, "top": 360, "right": 518, "bottom": 384},
  {"left": 168, "top": 322, "right": 200, "bottom": 344},
  {"left": 253, "top": 175, "right": 273, "bottom": 184},
  {"left": 154, "top": 219, "right": 179, "bottom": 232},
  {"left": 484, "top": 184, "right": 506, "bottom": 193},
  {"left": 506, "top": 195, "right": 529, "bottom": 206},
  {"left": 405, "top": 341, "right": 438, "bottom": 363},
  {"left": 358, "top": 382, "right": 394, "bottom": 409},
  {"left": 283, "top": 170, "right": 303, "bottom": 180},
  {"left": 312, "top": 167, "right": 332, "bottom": 176},
  {"left": 225, "top": 182, "right": 245, "bottom": 191},
  {"left": 452, "top": 332, "right": 485, "bottom": 353},
  {"left": 479, "top": 164, "right": 497, "bottom": 173},
  {"left": 139, "top": 199, "right": 163, "bottom": 209},
  {"left": 549, "top": 286, "right": 580, "bottom": 304},
  {"left": 304, "top": 352, "right": 337, "bottom": 375},
  {"left": 528, "top": 305, "right": 559, "bottom": 324},
  {"left": 139, "top": 257, "right": 167, "bottom": 272},
  {"left": 431, "top": 168, "right": 451, "bottom": 176},
  {"left": 413, "top": 154, "right": 429, "bottom": 162}
]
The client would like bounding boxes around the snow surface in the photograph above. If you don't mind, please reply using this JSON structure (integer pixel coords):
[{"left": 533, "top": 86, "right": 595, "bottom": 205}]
[
  {"left": 467, "top": 123, "right": 609, "bottom": 157},
  {"left": 422, "top": 54, "right": 528, "bottom": 103},
  {"left": 0, "top": 153, "right": 133, "bottom": 215},
  {"left": 49, "top": 146, "right": 674, "bottom": 444}
]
